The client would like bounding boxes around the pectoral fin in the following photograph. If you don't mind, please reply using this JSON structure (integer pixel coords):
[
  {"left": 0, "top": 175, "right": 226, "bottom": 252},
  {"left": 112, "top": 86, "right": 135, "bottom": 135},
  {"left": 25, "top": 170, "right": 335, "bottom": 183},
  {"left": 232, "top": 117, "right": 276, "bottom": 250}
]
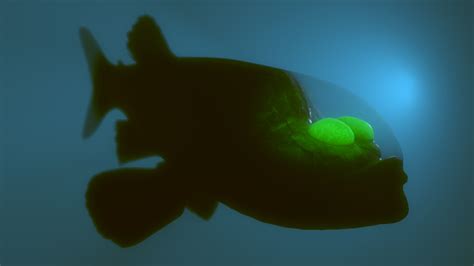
[{"left": 86, "top": 164, "right": 185, "bottom": 247}]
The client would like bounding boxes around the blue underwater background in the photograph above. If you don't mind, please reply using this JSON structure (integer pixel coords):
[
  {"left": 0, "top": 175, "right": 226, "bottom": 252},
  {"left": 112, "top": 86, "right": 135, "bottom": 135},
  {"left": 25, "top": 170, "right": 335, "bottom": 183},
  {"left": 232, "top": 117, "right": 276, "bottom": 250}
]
[{"left": 0, "top": 1, "right": 472, "bottom": 265}]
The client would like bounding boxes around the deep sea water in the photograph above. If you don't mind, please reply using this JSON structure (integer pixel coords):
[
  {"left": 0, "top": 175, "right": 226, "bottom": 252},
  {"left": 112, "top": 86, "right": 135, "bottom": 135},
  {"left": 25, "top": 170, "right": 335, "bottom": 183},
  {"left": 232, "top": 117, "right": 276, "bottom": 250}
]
[{"left": 0, "top": 1, "right": 472, "bottom": 265}]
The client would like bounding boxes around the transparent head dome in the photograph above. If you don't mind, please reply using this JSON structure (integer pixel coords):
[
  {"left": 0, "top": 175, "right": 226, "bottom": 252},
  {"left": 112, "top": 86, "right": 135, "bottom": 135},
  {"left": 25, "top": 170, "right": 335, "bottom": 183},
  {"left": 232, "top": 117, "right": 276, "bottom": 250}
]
[{"left": 289, "top": 71, "right": 403, "bottom": 160}]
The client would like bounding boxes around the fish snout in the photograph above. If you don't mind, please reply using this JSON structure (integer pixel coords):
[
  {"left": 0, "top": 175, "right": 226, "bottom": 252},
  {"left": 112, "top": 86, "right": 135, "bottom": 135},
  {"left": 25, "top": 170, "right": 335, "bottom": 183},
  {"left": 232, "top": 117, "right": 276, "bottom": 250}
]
[{"left": 372, "top": 157, "right": 407, "bottom": 185}]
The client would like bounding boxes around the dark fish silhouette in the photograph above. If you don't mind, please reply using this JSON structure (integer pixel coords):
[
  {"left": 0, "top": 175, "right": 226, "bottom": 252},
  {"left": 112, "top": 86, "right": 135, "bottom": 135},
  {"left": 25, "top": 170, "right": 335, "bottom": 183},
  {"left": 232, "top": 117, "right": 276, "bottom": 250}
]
[{"left": 80, "top": 15, "right": 409, "bottom": 248}]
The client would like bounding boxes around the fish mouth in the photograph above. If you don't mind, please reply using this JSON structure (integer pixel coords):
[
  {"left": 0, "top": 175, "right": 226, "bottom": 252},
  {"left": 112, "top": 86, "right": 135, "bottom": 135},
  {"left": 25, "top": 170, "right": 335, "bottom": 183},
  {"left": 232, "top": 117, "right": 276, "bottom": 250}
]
[
  {"left": 360, "top": 156, "right": 408, "bottom": 185},
  {"left": 331, "top": 156, "right": 409, "bottom": 226},
  {"left": 296, "top": 155, "right": 409, "bottom": 228}
]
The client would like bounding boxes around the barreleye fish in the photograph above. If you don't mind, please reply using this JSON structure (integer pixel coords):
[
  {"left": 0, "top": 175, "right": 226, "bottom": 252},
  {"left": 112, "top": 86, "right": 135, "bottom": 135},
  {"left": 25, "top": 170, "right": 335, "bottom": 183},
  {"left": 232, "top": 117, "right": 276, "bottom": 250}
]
[{"left": 79, "top": 15, "right": 409, "bottom": 248}]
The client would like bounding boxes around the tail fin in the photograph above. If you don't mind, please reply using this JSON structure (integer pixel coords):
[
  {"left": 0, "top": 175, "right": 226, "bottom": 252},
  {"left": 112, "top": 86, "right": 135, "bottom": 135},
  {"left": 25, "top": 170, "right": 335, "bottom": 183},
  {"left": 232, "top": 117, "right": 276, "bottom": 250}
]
[
  {"left": 79, "top": 27, "right": 114, "bottom": 139},
  {"left": 86, "top": 165, "right": 185, "bottom": 247}
]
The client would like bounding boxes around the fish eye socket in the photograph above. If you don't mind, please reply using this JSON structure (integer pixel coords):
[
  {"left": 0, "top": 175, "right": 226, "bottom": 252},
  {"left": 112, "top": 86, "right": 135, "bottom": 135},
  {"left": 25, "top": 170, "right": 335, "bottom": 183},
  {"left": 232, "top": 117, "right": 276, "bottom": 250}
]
[
  {"left": 337, "top": 116, "right": 374, "bottom": 142},
  {"left": 308, "top": 118, "right": 355, "bottom": 145}
]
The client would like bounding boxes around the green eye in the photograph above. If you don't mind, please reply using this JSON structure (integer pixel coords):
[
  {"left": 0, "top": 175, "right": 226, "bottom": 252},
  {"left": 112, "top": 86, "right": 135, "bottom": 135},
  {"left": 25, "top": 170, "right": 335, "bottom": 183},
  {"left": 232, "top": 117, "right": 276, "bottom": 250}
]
[
  {"left": 308, "top": 118, "right": 355, "bottom": 145},
  {"left": 338, "top": 116, "right": 374, "bottom": 141}
]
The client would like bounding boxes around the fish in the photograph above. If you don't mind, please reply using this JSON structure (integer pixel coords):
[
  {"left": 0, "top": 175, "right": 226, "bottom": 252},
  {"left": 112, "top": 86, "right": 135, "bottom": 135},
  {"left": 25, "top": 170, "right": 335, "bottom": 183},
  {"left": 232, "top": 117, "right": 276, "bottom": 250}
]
[{"left": 79, "top": 15, "right": 409, "bottom": 248}]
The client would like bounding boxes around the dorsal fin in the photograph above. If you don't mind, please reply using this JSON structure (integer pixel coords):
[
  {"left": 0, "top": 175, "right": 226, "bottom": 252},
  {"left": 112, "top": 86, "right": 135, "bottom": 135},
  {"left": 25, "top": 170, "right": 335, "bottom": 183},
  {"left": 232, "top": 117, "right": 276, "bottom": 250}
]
[{"left": 127, "top": 15, "right": 175, "bottom": 64}]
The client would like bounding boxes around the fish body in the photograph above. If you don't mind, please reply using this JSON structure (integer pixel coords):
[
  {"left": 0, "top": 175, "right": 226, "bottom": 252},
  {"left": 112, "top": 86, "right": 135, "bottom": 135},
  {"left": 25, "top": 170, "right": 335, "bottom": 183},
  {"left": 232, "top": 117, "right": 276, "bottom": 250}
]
[{"left": 80, "top": 15, "right": 408, "bottom": 247}]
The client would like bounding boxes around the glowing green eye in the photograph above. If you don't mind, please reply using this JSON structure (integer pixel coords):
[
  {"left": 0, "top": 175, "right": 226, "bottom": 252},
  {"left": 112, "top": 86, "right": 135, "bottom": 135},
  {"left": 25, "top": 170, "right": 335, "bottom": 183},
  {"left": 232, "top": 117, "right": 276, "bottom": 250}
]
[
  {"left": 338, "top": 116, "right": 374, "bottom": 141},
  {"left": 308, "top": 118, "right": 355, "bottom": 145}
]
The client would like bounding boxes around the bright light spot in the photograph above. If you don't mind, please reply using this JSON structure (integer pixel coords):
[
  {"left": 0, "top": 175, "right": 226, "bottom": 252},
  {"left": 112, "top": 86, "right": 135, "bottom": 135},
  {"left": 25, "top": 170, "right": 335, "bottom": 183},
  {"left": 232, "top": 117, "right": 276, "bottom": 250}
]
[
  {"left": 388, "top": 70, "right": 416, "bottom": 107},
  {"left": 368, "top": 67, "right": 417, "bottom": 118}
]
